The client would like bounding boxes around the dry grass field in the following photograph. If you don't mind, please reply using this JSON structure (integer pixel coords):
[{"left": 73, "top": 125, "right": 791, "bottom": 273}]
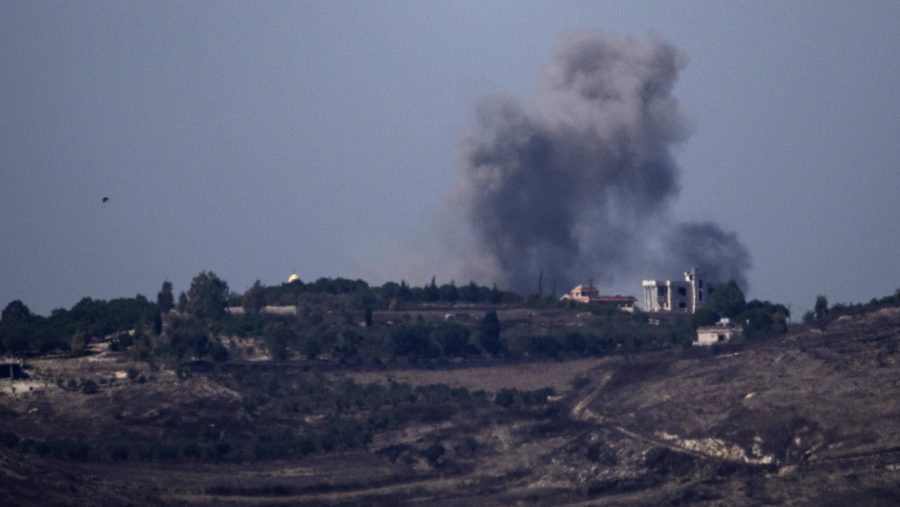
[{"left": 337, "top": 356, "right": 604, "bottom": 394}]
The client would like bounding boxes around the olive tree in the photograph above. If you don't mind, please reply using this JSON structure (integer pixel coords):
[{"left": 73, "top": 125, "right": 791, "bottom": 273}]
[{"left": 185, "top": 271, "right": 229, "bottom": 320}]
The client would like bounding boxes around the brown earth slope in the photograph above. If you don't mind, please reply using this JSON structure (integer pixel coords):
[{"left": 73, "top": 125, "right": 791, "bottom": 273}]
[{"left": 0, "top": 307, "right": 898, "bottom": 505}]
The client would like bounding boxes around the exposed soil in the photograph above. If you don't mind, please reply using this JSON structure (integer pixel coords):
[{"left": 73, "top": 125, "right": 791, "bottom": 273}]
[{"left": 338, "top": 357, "right": 604, "bottom": 394}]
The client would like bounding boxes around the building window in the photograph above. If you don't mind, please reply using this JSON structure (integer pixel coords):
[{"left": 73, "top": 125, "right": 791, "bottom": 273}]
[
  {"left": 677, "top": 287, "right": 686, "bottom": 296},
  {"left": 698, "top": 292, "right": 703, "bottom": 301},
  {"left": 718, "top": 335, "right": 725, "bottom": 342},
  {"left": 699, "top": 280, "right": 704, "bottom": 289},
  {"left": 679, "top": 302, "right": 686, "bottom": 309}
]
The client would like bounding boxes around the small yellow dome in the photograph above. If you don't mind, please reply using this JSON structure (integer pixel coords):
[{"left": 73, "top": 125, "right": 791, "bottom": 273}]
[{"left": 288, "top": 273, "right": 299, "bottom": 283}]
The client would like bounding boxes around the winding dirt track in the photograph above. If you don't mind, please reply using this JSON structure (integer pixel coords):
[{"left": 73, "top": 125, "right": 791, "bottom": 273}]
[{"left": 569, "top": 369, "right": 777, "bottom": 467}]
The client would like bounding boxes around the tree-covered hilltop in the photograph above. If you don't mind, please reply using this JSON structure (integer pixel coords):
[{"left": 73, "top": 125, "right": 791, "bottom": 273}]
[
  {"left": 255, "top": 276, "right": 523, "bottom": 310},
  {"left": 0, "top": 296, "right": 157, "bottom": 355},
  {"left": 0, "top": 273, "right": 513, "bottom": 355},
  {"left": 1, "top": 271, "right": 859, "bottom": 363}
]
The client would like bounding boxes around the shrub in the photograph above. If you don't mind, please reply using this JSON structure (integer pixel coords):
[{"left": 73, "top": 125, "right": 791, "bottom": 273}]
[
  {"left": 521, "top": 387, "right": 554, "bottom": 405},
  {"left": 563, "top": 332, "right": 587, "bottom": 353},
  {"left": 391, "top": 324, "right": 439, "bottom": 360},
  {"left": 109, "top": 444, "right": 130, "bottom": 461},
  {"left": 117, "top": 332, "right": 134, "bottom": 349},
  {"left": 571, "top": 375, "right": 591, "bottom": 390},
  {"left": 182, "top": 442, "right": 202, "bottom": 459},
  {"left": 495, "top": 388, "right": 518, "bottom": 408},
  {"left": 210, "top": 342, "right": 229, "bottom": 362},
  {"left": 478, "top": 311, "right": 502, "bottom": 355},
  {"left": 168, "top": 318, "right": 210, "bottom": 360},
  {"left": 0, "top": 431, "right": 20, "bottom": 449},
  {"left": 692, "top": 307, "right": 720, "bottom": 328},
  {"left": 422, "top": 443, "right": 446, "bottom": 467},
  {"left": 527, "top": 335, "right": 561, "bottom": 357},
  {"left": 155, "top": 443, "right": 179, "bottom": 460},
  {"left": 263, "top": 323, "right": 292, "bottom": 362},
  {"left": 495, "top": 386, "right": 554, "bottom": 409},
  {"left": 432, "top": 323, "right": 470, "bottom": 357},
  {"left": 69, "top": 331, "right": 87, "bottom": 355},
  {"left": 81, "top": 379, "right": 98, "bottom": 394}
]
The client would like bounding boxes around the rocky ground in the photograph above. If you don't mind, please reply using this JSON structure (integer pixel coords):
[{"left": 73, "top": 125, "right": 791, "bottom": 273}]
[{"left": 1, "top": 307, "right": 899, "bottom": 505}]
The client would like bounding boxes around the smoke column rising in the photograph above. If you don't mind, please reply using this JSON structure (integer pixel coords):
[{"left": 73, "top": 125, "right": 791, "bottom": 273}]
[{"left": 453, "top": 32, "right": 750, "bottom": 292}]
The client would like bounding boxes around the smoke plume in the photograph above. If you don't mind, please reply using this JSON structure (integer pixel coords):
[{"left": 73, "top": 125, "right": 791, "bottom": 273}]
[{"left": 452, "top": 32, "right": 750, "bottom": 293}]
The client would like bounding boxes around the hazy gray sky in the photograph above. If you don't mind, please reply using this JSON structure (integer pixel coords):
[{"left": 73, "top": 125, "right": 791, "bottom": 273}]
[{"left": 2, "top": 1, "right": 899, "bottom": 316}]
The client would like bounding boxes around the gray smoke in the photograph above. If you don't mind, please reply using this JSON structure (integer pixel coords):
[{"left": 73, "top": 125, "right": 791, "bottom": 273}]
[
  {"left": 663, "top": 223, "right": 751, "bottom": 289},
  {"left": 455, "top": 32, "right": 750, "bottom": 293}
]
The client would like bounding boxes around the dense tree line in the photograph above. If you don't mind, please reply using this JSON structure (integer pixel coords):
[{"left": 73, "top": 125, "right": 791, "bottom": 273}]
[
  {"left": 0, "top": 281, "right": 678, "bottom": 362},
  {"left": 0, "top": 271, "right": 231, "bottom": 356},
  {"left": 9, "top": 270, "right": 866, "bottom": 361},
  {"left": 801, "top": 289, "right": 900, "bottom": 326},
  {"left": 0, "top": 296, "right": 157, "bottom": 355},
  {"left": 261, "top": 277, "right": 521, "bottom": 310},
  {"left": 691, "top": 280, "right": 791, "bottom": 339}
]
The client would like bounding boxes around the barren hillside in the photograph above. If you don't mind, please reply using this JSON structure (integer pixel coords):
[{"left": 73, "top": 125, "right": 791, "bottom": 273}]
[{"left": 1, "top": 307, "right": 898, "bottom": 505}]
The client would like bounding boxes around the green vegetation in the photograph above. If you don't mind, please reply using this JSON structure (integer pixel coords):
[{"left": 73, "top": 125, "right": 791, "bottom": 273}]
[
  {"left": 494, "top": 387, "right": 555, "bottom": 408},
  {"left": 12, "top": 271, "right": 886, "bottom": 362},
  {"left": 690, "top": 279, "right": 791, "bottom": 339},
  {"left": 259, "top": 277, "right": 520, "bottom": 311},
  {"left": 69, "top": 330, "right": 87, "bottom": 355},
  {"left": 185, "top": 271, "right": 229, "bottom": 321},
  {"left": 81, "top": 379, "right": 98, "bottom": 394},
  {"left": 706, "top": 280, "right": 747, "bottom": 319},
  {"left": 802, "top": 289, "right": 900, "bottom": 326},
  {"left": 815, "top": 295, "right": 829, "bottom": 321},
  {"left": 241, "top": 280, "right": 265, "bottom": 316},
  {"left": 0, "top": 373, "right": 502, "bottom": 464},
  {"left": 478, "top": 310, "right": 503, "bottom": 355},
  {"left": 156, "top": 281, "right": 175, "bottom": 314},
  {"left": 0, "top": 296, "right": 156, "bottom": 355}
]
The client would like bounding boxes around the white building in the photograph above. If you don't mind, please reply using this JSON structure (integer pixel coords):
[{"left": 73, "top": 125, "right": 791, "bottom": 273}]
[
  {"left": 226, "top": 305, "right": 298, "bottom": 316},
  {"left": 695, "top": 318, "right": 743, "bottom": 346},
  {"left": 641, "top": 268, "right": 709, "bottom": 314}
]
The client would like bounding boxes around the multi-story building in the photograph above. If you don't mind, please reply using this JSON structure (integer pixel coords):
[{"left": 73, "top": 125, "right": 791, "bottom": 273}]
[{"left": 641, "top": 268, "right": 709, "bottom": 314}]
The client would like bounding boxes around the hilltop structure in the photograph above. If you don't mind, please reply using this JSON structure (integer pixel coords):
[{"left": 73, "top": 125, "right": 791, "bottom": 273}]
[
  {"left": 561, "top": 284, "right": 636, "bottom": 312},
  {"left": 641, "top": 268, "right": 709, "bottom": 314},
  {"left": 695, "top": 317, "right": 743, "bottom": 346},
  {"left": 226, "top": 305, "right": 297, "bottom": 317},
  {"left": 0, "top": 356, "right": 25, "bottom": 380}
]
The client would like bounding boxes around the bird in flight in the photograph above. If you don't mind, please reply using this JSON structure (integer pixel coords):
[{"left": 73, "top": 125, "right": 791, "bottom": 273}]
[{"left": 102, "top": 197, "right": 110, "bottom": 203}]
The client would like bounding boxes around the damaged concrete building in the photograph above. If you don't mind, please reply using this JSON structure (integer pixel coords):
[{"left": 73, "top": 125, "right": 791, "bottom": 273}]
[
  {"left": 695, "top": 317, "right": 743, "bottom": 346},
  {"left": 561, "top": 284, "right": 637, "bottom": 312},
  {"left": 641, "top": 268, "right": 709, "bottom": 314}
]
